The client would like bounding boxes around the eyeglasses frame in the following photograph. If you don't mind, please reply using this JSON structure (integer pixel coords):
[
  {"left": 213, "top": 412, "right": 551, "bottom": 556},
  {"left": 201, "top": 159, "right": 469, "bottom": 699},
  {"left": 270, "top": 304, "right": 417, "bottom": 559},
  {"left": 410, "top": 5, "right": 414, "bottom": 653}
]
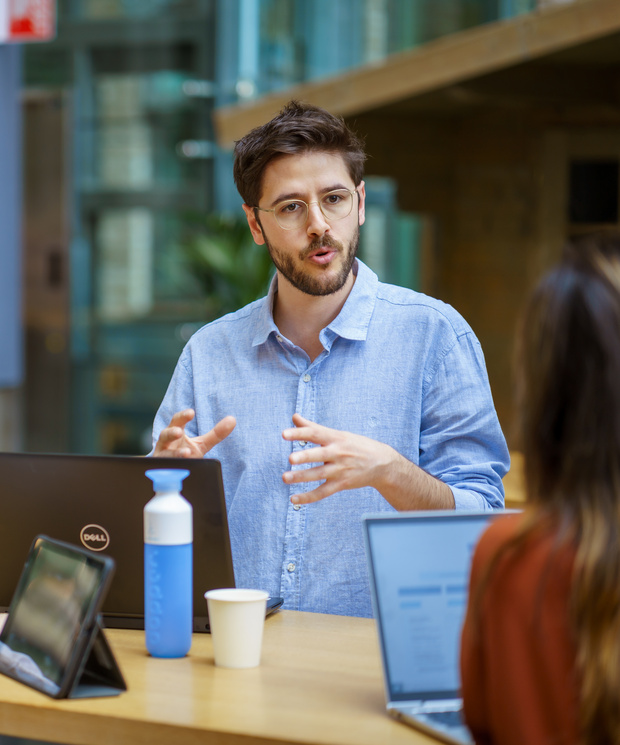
[{"left": 252, "top": 188, "right": 359, "bottom": 231}]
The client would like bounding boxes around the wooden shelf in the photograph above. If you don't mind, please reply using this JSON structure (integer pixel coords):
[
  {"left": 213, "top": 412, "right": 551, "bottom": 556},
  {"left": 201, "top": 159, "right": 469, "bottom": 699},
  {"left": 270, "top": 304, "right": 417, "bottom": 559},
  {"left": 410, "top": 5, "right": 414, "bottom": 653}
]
[{"left": 214, "top": 0, "right": 620, "bottom": 147}]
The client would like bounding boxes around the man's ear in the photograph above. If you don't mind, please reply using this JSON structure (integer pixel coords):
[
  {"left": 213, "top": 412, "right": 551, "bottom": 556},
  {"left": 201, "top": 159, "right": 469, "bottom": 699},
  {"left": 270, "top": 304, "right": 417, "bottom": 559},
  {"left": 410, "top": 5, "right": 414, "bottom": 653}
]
[
  {"left": 357, "top": 180, "right": 366, "bottom": 228},
  {"left": 242, "top": 204, "right": 266, "bottom": 246}
]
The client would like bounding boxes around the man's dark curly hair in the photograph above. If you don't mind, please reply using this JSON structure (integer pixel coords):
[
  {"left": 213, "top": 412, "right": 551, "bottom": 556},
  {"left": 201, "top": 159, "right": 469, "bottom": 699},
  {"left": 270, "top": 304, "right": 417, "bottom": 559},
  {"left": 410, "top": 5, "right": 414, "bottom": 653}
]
[{"left": 233, "top": 100, "right": 366, "bottom": 208}]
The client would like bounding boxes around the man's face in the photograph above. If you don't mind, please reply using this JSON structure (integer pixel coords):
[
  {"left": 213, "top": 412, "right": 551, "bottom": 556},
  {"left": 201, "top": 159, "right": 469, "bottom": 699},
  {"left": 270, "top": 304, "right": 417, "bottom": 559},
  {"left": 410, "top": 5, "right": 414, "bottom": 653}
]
[{"left": 243, "top": 151, "right": 365, "bottom": 297}]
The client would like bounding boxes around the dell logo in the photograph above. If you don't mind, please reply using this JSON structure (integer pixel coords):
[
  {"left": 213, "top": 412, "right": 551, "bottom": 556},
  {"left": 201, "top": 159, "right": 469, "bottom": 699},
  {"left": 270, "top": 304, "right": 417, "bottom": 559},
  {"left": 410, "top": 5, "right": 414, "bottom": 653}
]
[{"left": 80, "top": 524, "right": 110, "bottom": 551}]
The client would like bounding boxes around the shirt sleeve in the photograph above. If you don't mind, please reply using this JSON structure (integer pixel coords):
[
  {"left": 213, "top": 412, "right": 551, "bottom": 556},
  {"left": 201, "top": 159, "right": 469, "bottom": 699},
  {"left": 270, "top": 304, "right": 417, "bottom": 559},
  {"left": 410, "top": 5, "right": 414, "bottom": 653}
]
[
  {"left": 419, "top": 330, "right": 509, "bottom": 510},
  {"left": 149, "top": 347, "right": 198, "bottom": 454}
]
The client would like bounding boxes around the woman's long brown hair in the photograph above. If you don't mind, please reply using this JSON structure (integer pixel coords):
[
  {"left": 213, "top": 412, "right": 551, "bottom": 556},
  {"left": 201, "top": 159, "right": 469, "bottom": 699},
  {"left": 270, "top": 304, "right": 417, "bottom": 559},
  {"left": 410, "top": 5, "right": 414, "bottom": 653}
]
[{"left": 479, "top": 232, "right": 620, "bottom": 745}]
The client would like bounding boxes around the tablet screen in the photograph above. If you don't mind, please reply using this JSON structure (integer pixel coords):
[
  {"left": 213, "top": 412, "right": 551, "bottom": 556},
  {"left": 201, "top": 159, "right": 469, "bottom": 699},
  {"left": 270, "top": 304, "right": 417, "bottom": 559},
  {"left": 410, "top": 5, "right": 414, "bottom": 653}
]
[{"left": 0, "top": 537, "right": 111, "bottom": 696}]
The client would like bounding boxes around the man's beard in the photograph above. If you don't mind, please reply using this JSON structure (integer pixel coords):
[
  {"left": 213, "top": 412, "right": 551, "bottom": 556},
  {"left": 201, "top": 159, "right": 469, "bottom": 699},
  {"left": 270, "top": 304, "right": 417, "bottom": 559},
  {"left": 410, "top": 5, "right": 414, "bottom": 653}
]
[{"left": 265, "top": 227, "right": 359, "bottom": 297}]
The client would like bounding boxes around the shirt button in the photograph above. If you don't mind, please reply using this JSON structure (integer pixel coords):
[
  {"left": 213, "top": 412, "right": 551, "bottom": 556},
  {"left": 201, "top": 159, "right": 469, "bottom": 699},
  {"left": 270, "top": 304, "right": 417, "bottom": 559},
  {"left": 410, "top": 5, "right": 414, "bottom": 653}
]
[
  {"left": 303, "top": 373, "right": 311, "bottom": 382},
  {"left": 276, "top": 335, "right": 283, "bottom": 343},
  {"left": 293, "top": 504, "right": 301, "bottom": 511},
  {"left": 287, "top": 562, "right": 296, "bottom": 573},
  {"left": 298, "top": 440, "right": 307, "bottom": 447}
]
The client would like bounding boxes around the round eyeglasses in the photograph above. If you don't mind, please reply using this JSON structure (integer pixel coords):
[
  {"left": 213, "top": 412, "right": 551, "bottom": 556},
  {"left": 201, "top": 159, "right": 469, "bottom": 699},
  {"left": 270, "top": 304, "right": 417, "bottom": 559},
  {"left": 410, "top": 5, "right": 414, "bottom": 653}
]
[{"left": 254, "top": 188, "right": 357, "bottom": 230}]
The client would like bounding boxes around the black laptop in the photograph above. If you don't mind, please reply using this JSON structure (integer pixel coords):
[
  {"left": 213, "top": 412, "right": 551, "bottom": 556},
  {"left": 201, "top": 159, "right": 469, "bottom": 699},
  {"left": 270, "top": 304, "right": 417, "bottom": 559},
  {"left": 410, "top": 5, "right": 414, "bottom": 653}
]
[{"left": 0, "top": 452, "right": 282, "bottom": 632}]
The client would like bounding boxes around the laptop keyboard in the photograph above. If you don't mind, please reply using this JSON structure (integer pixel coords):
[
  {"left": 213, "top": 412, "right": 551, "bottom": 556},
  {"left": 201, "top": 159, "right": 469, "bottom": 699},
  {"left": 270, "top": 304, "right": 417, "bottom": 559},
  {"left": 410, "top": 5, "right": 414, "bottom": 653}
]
[{"left": 420, "top": 709, "right": 464, "bottom": 728}]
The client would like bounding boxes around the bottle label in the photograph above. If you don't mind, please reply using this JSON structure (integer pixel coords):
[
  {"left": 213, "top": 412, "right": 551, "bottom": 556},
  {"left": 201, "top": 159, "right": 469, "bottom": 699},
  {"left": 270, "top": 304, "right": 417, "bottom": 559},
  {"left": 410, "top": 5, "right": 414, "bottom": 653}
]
[
  {"left": 145, "top": 546, "right": 164, "bottom": 647},
  {"left": 145, "top": 543, "right": 192, "bottom": 658}
]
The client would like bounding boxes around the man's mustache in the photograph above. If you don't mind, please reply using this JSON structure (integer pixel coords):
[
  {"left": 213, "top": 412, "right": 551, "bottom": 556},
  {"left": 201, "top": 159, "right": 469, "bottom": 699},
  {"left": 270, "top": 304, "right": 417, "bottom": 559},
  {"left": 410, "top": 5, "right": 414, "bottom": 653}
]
[{"left": 299, "top": 235, "right": 342, "bottom": 260}]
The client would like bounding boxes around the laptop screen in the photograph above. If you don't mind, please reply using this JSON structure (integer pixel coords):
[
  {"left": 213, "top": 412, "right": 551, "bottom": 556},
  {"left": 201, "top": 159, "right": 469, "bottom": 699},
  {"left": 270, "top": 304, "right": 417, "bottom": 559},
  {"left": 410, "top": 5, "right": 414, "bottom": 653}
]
[
  {"left": 364, "top": 511, "right": 501, "bottom": 702},
  {"left": 0, "top": 452, "right": 234, "bottom": 632}
]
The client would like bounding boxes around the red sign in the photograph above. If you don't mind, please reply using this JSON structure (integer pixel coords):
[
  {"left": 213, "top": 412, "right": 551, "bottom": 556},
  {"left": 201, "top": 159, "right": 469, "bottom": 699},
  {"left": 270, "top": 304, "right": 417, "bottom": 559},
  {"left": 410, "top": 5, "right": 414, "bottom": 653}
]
[{"left": 1, "top": 0, "right": 56, "bottom": 43}]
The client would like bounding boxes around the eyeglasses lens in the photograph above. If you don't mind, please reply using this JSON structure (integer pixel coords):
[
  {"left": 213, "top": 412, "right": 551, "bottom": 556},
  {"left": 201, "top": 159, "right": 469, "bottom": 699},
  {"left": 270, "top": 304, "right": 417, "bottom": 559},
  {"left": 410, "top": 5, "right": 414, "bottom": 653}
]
[{"left": 275, "top": 190, "right": 353, "bottom": 229}]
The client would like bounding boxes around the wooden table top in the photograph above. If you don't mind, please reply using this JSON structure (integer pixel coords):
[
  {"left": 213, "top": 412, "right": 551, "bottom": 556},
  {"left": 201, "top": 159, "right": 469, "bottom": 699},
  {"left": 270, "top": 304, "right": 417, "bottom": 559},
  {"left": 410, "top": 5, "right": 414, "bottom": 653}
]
[{"left": 0, "top": 610, "right": 441, "bottom": 745}]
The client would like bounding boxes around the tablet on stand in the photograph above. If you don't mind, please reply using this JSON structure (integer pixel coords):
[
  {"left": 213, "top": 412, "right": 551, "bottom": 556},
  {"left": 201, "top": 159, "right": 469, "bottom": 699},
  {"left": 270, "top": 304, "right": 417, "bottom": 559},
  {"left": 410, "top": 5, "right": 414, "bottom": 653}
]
[{"left": 0, "top": 535, "right": 126, "bottom": 698}]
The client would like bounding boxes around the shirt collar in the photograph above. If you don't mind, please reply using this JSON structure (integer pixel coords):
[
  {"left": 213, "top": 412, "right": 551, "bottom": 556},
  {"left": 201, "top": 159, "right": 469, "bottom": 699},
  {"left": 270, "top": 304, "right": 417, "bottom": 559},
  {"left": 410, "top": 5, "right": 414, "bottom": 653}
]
[
  {"left": 251, "top": 273, "right": 281, "bottom": 347},
  {"left": 325, "top": 259, "right": 377, "bottom": 341},
  {"left": 251, "top": 259, "right": 378, "bottom": 347}
]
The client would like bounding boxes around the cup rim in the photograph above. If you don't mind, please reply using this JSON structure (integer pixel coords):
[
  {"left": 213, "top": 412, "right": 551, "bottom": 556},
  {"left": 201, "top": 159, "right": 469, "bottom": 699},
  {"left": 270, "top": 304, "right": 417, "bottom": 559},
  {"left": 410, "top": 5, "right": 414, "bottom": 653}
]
[{"left": 204, "top": 588, "right": 269, "bottom": 603}]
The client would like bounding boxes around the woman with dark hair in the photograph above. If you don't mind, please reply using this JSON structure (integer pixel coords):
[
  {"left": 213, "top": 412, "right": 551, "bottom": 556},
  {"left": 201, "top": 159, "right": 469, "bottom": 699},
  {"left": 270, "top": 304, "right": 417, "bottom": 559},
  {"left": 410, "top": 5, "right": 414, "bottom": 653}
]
[{"left": 460, "top": 231, "right": 620, "bottom": 745}]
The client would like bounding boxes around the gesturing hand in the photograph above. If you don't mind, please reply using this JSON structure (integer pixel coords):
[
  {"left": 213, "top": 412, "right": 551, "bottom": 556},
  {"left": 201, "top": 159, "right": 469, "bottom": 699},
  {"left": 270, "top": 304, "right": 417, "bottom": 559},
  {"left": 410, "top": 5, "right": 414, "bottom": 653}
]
[
  {"left": 153, "top": 409, "right": 236, "bottom": 458},
  {"left": 281, "top": 413, "right": 396, "bottom": 505}
]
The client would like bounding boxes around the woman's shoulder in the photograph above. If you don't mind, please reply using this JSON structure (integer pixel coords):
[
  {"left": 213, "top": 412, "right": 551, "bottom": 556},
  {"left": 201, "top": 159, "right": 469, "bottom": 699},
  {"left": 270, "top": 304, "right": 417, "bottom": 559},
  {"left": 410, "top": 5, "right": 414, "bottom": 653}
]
[
  {"left": 477, "top": 512, "right": 523, "bottom": 554},
  {"left": 470, "top": 512, "right": 525, "bottom": 578},
  {"left": 471, "top": 510, "right": 570, "bottom": 583}
]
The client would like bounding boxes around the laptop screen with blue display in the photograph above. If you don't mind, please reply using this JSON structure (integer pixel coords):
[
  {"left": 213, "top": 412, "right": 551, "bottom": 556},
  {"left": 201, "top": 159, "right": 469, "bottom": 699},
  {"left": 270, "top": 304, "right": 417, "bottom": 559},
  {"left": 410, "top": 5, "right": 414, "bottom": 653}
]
[{"left": 364, "top": 511, "right": 497, "bottom": 701}]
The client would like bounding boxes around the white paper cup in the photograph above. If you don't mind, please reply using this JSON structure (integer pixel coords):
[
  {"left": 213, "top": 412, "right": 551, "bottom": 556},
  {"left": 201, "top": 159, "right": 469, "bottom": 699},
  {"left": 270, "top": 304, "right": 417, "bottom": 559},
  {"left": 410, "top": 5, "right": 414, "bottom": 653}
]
[{"left": 204, "top": 588, "right": 269, "bottom": 668}]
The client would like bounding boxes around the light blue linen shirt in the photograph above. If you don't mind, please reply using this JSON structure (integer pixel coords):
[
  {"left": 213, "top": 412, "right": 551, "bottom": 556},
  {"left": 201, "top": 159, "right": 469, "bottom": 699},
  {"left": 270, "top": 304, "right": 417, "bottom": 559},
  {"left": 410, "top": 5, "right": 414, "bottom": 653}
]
[{"left": 152, "top": 260, "right": 509, "bottom": 618}]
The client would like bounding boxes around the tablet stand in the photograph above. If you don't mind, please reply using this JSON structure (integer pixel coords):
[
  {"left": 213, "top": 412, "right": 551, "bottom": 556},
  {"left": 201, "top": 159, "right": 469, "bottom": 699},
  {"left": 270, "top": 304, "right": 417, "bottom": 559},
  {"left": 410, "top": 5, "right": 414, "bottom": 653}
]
[{"left": 68, "top": 617, "right": 127, "bottom": 698}]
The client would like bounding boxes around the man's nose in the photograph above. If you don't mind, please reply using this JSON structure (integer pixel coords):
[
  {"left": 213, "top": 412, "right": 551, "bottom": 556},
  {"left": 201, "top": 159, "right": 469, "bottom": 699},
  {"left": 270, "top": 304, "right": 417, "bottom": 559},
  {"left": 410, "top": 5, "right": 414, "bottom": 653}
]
[{"left": 306, "top": 201, "right": 330, "bottom": 236}]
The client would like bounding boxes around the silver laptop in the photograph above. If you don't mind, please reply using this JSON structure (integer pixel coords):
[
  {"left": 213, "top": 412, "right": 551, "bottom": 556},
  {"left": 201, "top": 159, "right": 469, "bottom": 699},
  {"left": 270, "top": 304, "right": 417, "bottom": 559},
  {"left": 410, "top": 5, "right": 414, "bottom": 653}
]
[
  {"left": 364, "top": 510, "right": 514, "bottom": 745},
  {"left": 0, "top": 452, "right": 282, "bottom": 632}
]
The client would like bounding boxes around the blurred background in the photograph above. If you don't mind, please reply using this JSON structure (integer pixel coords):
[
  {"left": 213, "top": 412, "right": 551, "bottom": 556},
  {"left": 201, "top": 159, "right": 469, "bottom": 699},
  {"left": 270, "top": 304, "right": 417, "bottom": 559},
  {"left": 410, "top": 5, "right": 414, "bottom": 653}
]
[{"left": 1, "top": 0, "right": 619, "bottom": 457}]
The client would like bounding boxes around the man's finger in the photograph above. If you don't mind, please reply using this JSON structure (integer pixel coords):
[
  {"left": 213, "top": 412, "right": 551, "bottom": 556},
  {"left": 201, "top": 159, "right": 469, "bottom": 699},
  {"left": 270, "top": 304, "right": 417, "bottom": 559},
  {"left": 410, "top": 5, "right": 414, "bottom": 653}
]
[
  {"left": 284, "top": 413, "right": 340, "bottom": 445},
  {"left": 158, "top": 426, "right": 185, "bottom": 445},
  {"left": 153, "top": 426, "right": 187, "bottom": 456},
  {"left": 283, "top": 462, "right": 330, "bottom": 484},
  {"left": 282, "top": 423, "right": 330, "bottom": 443},
  {"left": 156, "top": 446, "right": 193, "bottom": 459},
  {"left": 194, "top": 415, "right": 236, "bottom": 453},
  {"left": 212, "top": 415, "right": 237, "bottom": 439},
  {"left": 169, "top": 409, "right": 196, "bottom": 428},
  {"left": 282, "top": 425, "right": 310, "bottom": 441},
  {"left": 290, "top": 482, "right": 336, "bottom": 505},
  {"left": 288, "top": 446, "right": 327, "bottom": 466},
  {"left": 291, "top": 412, "right": 313, "bottom": 427}
]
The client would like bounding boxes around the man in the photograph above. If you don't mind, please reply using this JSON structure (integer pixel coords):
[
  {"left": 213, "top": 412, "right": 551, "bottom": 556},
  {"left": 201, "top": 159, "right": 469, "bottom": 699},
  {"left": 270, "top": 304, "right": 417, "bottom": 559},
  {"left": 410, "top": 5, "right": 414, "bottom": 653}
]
[{"left": 152, "top": 100, "right": 509, "bottom": 617}]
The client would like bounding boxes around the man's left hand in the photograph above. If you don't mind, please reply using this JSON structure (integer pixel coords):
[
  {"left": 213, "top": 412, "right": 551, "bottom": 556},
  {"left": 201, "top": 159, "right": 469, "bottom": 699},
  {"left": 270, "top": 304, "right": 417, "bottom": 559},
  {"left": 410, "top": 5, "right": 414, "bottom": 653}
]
[
  {"left": 281, "top": 413, "right": 455, "bottom": 510},
  {"left": 281, "top": 413, "right": 396, "bottom": 504}
]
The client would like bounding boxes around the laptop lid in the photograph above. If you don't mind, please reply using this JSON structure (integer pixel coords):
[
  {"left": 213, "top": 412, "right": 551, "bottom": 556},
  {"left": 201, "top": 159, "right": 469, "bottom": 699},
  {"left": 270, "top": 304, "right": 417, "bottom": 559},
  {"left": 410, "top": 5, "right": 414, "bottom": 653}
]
[
  {"left": 363, "top": 510, "right": 506, "bottom": 706},
  {"left": 0, "top": 453, "right": 234, "bottom": 633}
]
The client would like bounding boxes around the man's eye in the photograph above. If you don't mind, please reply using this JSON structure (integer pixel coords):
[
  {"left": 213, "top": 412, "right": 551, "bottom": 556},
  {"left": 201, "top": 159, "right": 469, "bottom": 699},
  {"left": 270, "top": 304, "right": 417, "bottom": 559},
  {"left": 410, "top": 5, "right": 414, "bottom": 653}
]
[
  {"left": 278, "top": 201, "right": 303, "bottom": 215},
  {"left": 323, "top": 192, "right": 345, "bottom": 205}
]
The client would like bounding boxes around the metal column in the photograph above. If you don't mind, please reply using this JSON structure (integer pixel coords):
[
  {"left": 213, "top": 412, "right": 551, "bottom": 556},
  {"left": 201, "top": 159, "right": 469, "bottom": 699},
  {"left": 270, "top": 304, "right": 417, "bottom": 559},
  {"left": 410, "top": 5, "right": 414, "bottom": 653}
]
[{"left": 0, "top": 43, "right": 22, "bottom": 388}]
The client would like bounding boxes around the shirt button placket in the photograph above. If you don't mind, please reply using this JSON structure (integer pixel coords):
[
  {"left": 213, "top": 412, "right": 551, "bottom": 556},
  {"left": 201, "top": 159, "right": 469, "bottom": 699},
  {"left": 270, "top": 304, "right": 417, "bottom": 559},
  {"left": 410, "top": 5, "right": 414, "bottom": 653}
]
[{"left": 282, "top": 364, "right": 316, "bottom": 609}]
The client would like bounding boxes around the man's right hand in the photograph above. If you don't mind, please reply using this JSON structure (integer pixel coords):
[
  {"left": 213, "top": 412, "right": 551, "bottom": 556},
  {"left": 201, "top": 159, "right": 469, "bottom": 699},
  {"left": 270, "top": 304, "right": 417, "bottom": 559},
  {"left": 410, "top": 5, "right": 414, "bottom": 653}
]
[{"left": 153, "top": 409, "right": 236, "bottom": 458}]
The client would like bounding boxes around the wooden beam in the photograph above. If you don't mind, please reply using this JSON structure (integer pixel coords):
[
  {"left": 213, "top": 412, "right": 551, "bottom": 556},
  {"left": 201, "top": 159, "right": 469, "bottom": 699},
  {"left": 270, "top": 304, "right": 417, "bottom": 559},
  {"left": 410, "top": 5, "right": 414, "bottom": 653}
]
[{"left": 214, "top": 0, "right": 620, "bottom": 147}]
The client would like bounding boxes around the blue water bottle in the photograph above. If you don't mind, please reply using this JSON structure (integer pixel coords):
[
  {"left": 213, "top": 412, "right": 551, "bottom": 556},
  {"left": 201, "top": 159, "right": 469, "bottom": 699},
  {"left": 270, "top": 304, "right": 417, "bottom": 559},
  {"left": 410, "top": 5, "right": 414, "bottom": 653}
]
[{"left": 144, "top": 469, "right": 192, "bottom": 658}]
